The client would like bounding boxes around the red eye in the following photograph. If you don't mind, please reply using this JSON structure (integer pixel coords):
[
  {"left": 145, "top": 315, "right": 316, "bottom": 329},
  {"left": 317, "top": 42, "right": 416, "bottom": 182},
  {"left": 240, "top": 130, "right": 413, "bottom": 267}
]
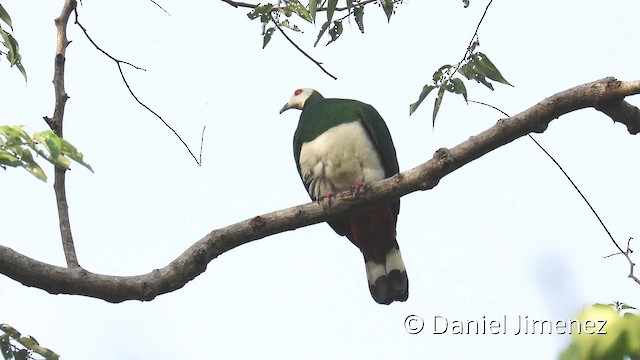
[{"left": 294, "top": 89, "right": 303, "bottom": 96}]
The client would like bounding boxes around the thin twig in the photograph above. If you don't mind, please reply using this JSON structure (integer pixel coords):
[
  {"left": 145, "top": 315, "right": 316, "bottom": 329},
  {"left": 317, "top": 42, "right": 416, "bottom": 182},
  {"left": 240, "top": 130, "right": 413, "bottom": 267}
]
[
  {"left": 199, "top": 126, "right": 206, "bottom": 165},
  {"left": 468, "top": 99, "right": 639, "bottom": 285},
  {"left": 73, "top": 9, "right": 205, "bottom": 165},
  {"left": 44, "top": 0, "right": 80, "bottom": 268},
  {"left": 269, "top": 13, "right": 337, "bottom": 80},
  {"left": 148, "top": 0, "right": 171, "bottom": 15},
  {"left": 447, "top": 0, "right": 493, "bottom": 84}
]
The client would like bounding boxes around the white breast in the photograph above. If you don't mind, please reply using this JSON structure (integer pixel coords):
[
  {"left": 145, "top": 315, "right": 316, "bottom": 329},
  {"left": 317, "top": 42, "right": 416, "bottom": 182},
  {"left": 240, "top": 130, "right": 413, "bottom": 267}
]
[{"left": 299, "top": 121, "right": 385, "bottom": 199}]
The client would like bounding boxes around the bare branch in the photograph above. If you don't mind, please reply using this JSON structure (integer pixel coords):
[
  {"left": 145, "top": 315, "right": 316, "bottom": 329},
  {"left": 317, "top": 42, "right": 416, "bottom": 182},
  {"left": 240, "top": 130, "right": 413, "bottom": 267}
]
[
  {"left": 42, "top": 0, "right": 80, "bottom": 268},
  {"left": 269, "top": 13, "right": 337, "bottom": 80},
  {"left": 4, "top": 77, "right": 640, "bottom": 301},
  {"left": 604, "top": 238, "right": 640, "bottom": 285},
  {"left": 73, "top": 9, "right": 205, "bottom": 165}
]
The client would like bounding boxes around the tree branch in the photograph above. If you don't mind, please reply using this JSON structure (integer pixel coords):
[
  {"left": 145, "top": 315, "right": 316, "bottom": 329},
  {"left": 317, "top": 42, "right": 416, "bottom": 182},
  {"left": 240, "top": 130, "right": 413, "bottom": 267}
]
[
  {"left": 595, "top": 99, "right": 640, "bottom": 134},
  {"left": 42, "top": 0, "right": 80, "bottom": 268},
  {"left": 4, "top": 77, "right": 640, "bottom": 302}
]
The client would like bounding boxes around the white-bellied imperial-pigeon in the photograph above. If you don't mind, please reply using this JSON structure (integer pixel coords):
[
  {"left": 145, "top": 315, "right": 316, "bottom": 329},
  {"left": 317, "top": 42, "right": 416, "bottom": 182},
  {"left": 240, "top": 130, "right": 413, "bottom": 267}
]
[{"left": 279, "top": 88, "right": 408, "bottom": 305}]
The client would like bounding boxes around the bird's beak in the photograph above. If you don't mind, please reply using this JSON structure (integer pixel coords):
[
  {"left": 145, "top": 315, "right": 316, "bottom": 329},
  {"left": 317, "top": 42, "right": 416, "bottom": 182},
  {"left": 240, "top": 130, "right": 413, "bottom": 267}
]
[{"left": 279, "top": 103, "right": 290, "bottom": 114}]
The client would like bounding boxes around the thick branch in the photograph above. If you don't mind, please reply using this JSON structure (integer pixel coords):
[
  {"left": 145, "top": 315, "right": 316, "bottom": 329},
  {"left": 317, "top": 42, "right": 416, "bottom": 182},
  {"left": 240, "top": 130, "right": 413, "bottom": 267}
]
[
  {"left": 596, "top": 99, "right": 640, "bottom": 134},
  {"left": 4, "top": 77, "right": 640, "bottom": 302},
  {"left": 43, "top": 0, "right": 80, "bottom": 268}
]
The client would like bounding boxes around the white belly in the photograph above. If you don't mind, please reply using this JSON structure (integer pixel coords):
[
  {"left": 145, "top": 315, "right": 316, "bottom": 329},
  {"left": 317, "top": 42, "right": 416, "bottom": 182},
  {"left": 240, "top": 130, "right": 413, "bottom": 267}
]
[{"left": 299, "top": 121, "right": 385, "bottom": 199}]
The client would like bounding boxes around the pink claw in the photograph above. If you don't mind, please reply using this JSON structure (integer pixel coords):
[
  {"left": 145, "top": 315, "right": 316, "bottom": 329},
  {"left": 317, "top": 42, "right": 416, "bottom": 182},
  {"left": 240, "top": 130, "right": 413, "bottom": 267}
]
[
  {"left": 317, "top": 192, "right": 335, "bottom": 202},
  {"left": 351, "top": 181, "right": 367, "bottom": 195}
]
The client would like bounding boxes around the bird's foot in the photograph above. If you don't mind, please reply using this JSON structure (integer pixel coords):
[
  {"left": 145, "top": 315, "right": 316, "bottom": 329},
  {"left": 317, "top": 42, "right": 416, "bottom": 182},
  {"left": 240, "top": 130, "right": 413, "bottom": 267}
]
[
  {"left": 317, "top": 192, "right": 335, "bottom": 206},
  {"left": 350, "top": 181, "right": 368, "bottom": 196}
]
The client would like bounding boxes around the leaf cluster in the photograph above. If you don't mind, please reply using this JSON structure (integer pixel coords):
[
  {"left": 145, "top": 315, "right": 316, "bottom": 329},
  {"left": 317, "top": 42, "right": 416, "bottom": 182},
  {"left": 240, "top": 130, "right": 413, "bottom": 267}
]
[
  {"left": 247, "top": 0, "right": 405, "bottom": 49},
  {"left": 0, "top": 125, "right": 93, "bottom": 182},
  {"left": 0, "top": 324, "right": 59, "bottom": 360},
  {"left": 559, "top": 303, "right": 640, "bottom": 360},
  {"left": 410, "top": 51, "right": 512, "bottom": 126}
]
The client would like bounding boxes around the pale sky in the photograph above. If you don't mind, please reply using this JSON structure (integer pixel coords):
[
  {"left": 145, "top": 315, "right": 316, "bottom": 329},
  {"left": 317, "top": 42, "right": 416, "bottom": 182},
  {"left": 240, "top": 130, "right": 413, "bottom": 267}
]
[{"left": 2, "top": 0, "right": 639, "bottom": 359}]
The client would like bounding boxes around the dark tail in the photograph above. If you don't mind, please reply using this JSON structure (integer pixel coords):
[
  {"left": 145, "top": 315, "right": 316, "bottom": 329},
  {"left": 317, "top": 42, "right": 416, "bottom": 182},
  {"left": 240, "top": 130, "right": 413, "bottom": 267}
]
[{"left": 349, "top": 206, "right": 409, "bottom": 305}]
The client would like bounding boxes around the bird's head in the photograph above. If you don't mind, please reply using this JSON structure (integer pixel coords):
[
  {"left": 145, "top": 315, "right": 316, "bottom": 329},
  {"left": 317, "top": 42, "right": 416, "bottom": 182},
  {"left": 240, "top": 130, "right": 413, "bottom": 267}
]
[{"left": 279, "top": 88, "right": 321, "bottom": 114}]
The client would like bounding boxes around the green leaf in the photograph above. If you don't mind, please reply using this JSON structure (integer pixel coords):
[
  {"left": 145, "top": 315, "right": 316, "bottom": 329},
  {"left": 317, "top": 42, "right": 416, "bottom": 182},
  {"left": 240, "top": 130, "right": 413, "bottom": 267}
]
[
  {"left": 279, "top": 20, "right": 301, "bottom": 32},
  {"left": 0, "top": 4, "right": 12, "bottom": 29},
  {"left": 15, "top": 349, "right": 28, "bottom": 360},
  {"left": 247, "top": 4, "right": 273, "bottom": 21},
  {"left": 309, "top": 0, "right": 318, "bottom": 21},
  {"left": 0, "top": 25, "right": 26, "bottom": 81},
  {"left": 432, "top": 85, "right": 446, "bottom": 126},
  {"left": 262, "top": 27, "right": 275, "bottom": 48},
  {"left": 459, "top": 60, "right": 494, "bottom": 90},
  {"left": 1, "top": 28, "right": 19, "bottom": 63},
  {"left": 16, "top": 62, "right": 26, "bottom": 81},
  {"left": 409, "top": 84, "right": 437, "bottom": 115},
  {"left": 450, "top": 78, "right": 468, "bottom": 101},
  {"left": 19, "top": 336, "right": 38, "bottom": 348},
  {"left": 285, "top": 0, "right": 312, "bottom": 23},
  {"left": 60, "top": 139, "right": 93, "bottom": 172},
  {"left": 0, "top": 334, "right": 12, "bottom": 360},
  {"left": 34, "top": 130, "right": 62, "bottom": 161},
  {"left": 346, "top": 0, "right": 353, "bottom": 12},
  {"left": 54, "top": 155, "right": 71, "bottom": 170},
  {"left": 381, "top": 0, "right": 394, "bottom": 22},
  {"left": 0, "top": 27, "right": 13, "bottom": 57},
  {"left": 474, "top": 52, "right": 512, "bottom": 86},
  {"left": 1, "top": 324, "right": 59, "bottom": 360},
  {"left": 17, "top": 149, "right": 47, "bottom": 181},
  {"left": 0, "top": 149, "right": 22, "bottom": 167},
  {"left": 0, "top": 125, "right": 30, "bottom": 146},
  {"left": 280, "top": 6, "right": 293, "bottom": 17},
  {"left": 433, "top": 64, "right": 452, "bottom": 84},
  {"left": 458, "top": 62, "right": 476, "bottom": 80},
  {"left": 354, "top": 6, "right": 364, "bottom": 33},
  {"left": 326, "top": 0, "right": 338, "bottom": 23},
  {"left": 476, "top": 75, "right": 494, "bottom": 90},
  {"left": 314, "top": 21, "right": 330, "bottom": 47},
  {"left": 326, "top": 20, "right": 343, "bottom": 46}
]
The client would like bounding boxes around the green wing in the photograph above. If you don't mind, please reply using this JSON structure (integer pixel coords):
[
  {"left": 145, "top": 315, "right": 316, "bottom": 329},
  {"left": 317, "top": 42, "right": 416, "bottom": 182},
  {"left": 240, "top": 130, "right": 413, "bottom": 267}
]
[
  {"left": 355, "top": 102, "right": 399, "bottom": 178},
  {"left": 355, "top": 102, "right": 400, "bottom": 218}
]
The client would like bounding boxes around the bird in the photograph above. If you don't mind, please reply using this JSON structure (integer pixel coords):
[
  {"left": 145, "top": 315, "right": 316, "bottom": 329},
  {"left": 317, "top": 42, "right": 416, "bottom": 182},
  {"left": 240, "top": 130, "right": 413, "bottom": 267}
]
[{"left": 279, "top": 88, "right": 408, "bottom": 305}]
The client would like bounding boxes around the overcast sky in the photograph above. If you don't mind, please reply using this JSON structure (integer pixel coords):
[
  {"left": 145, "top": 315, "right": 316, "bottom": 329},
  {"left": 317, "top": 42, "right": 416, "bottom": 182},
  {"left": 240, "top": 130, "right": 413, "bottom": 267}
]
[{"left": 2, "top": 0, "right": 639, "bottom": 359}]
